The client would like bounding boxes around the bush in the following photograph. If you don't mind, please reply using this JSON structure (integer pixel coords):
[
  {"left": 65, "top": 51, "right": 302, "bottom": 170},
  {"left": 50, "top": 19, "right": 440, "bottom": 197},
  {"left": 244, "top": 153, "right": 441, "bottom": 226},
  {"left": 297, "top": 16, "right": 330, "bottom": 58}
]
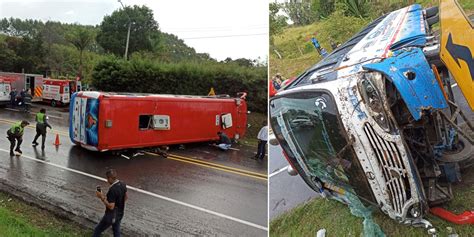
[
  {"left": 92, "top": 57, "right": 268, "bottom": 113},
  {"left": 318, "top": 4, "right": 369, "bottom": 45}
]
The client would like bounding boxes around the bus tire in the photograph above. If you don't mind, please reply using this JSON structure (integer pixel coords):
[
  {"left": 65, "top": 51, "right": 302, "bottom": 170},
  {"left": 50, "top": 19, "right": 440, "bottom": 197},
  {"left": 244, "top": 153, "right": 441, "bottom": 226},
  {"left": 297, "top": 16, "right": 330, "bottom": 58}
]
[{"left": 51, "top": 100, "right": 57, "bottom": 107}]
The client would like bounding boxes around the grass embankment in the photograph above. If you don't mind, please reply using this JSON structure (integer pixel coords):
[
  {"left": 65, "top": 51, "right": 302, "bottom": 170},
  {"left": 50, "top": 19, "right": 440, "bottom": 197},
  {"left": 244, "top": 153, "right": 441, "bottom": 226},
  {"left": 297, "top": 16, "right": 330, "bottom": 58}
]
[
  {"left": 0, "top": 192, "right": 88, "bottom": 236},
  {"left": 270, "top": 0, "right": 474, "bottom": 80},
  {"left": 270, "top": 166, "right": 474, "bottom": 236},
  {"left": 240, "top": 112, "right": 267, "bottom": 147}
]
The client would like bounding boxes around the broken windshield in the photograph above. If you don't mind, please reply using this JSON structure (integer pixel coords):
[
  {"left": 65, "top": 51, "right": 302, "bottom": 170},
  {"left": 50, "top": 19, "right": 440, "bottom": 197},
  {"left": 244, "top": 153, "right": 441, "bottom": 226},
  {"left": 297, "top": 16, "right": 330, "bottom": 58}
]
[{"left": 270, "top": 90, "right": 375, "bottom": 204}]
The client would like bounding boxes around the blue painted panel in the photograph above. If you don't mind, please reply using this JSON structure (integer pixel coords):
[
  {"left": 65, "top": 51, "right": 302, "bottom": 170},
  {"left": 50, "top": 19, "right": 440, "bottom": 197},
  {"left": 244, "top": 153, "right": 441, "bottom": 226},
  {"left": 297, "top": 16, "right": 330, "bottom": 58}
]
[
  {"left": 390, "top": 36, "right": 426, "bottom": 51},
  {"left": 391, "top": 4, "right": 426, "bottom": 50},
  {"left": 363, "top": 48, "right": 448, "bottom": 120},
  {"left": 69, "top": 92, "right": 77, "bottom": 143},
  {"left": 85, "top": 98, "right": 99, "bottom": 146}
]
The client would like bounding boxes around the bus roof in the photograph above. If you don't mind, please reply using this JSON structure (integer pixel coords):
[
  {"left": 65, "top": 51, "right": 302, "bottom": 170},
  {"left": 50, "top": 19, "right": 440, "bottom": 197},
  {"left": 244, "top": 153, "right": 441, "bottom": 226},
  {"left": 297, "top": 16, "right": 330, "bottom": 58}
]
[{"left": 77, "top": 91, "right": 243, "bottom": 101}]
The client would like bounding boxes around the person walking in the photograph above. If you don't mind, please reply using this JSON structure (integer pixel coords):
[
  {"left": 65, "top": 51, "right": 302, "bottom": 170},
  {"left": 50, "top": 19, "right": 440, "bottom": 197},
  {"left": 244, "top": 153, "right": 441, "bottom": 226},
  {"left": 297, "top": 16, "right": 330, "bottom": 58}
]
[
  {"left": 19, "top": 89, "right": 25, "bottom": 106},
  {"left": 216, "top": 131, "right": 232, "bottom": 151},
  {"left": 93, "top": 169, "right": 128, "bottom": 237},
  {"left": 23, "top": 89, "right": 32, "bottom": 112},
  {"left": 32, "top": 108, "right": 52, "bottom": 150},
  {"left": 9, "top": 88, "right": 17, "bottom": 108},
  {"left": 6, "top": 120, "right": 29, "bottom": 156},
  {"left": 255, "top": 122, "right": 268, "bottom": 160}
]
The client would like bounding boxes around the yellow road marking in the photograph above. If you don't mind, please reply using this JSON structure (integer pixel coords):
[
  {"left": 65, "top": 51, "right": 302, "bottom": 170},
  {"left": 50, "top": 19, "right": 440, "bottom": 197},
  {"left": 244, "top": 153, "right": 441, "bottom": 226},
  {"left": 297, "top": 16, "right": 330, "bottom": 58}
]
[
  {"left": 168, "top": 153, "right": 267, "bottom": 178},
  {"left": 169, "top": 157, "right": 267, "bottom": 181},
  {"left": 0, "top": 118, "right": 266, "bottom": 180},
  {"left": 146, "top": 152, "right": 267, "bottom": 181}
]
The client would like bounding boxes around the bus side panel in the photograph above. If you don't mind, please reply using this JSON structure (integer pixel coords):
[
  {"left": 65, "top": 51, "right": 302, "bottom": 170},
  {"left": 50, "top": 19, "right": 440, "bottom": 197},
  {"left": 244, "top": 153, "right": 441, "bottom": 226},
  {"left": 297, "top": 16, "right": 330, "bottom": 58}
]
[
  {"left": 99, "top": 98, "right": 246, "bottom": 150},
  {"left": 236, "top": 100, "right": 248, "bottom": 138}
]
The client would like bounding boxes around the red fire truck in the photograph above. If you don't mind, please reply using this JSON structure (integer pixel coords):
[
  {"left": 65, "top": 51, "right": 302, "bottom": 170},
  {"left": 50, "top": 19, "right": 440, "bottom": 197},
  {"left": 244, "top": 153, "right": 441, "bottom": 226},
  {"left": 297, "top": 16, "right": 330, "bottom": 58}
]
[
  {"left": 69, "top": 91, "right": 248, "bottom": 152},
  {"left": 41, "top": 79, "right": 73, "bottom": 107},
  {"left": 0, "top": 72, "right": 43, "bottom": 99}
]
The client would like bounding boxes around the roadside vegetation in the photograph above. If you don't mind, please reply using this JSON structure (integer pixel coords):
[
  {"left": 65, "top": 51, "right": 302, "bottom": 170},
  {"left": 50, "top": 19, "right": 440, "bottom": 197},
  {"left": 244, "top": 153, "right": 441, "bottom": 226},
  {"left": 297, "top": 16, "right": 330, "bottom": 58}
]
[
  {"left": 0, "top": 4, "right": 267, "bottom": 115},
  {"left": 0, "top": 191, "right": 88, "bottom": 236},
  {"left": 270, "top": 0, "right": 474, "bottom": 79},
  {"left": 270, "top": 165, "right": 474, "bottom": 236},
  {"left": 241, "top": 112, "right": 267, "bottom": 146},
  {"left": 270, "top": 0, "right": 474, "bottom": 236}
]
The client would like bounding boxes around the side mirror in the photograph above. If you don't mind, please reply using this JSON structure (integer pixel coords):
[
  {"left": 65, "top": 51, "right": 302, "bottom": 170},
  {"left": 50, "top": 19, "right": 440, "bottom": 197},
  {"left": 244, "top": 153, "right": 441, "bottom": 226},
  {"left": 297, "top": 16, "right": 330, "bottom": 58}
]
[
  {"left": 287, "top": 165, "right": 297, "bottom": 176},
  {"left": 269, "top": 138, "right": 279, "bottom": 146}
]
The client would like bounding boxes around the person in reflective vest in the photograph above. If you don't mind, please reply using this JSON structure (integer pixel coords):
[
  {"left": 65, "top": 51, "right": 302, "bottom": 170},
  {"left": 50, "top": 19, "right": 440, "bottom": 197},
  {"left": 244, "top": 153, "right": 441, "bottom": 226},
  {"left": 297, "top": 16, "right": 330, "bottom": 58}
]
[
  {"left": 32, "top": 108, "right": 52, "bottom": 150},
  {"left": 6, "top": 120, "right": 29, "bottom": 156}
]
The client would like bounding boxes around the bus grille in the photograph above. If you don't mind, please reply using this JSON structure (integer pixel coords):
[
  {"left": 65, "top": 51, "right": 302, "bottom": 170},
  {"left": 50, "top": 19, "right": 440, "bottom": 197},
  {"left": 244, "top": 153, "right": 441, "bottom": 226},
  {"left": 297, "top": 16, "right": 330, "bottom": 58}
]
[{"left": 363, "top": 123, "right": 411, "bottom": 215}]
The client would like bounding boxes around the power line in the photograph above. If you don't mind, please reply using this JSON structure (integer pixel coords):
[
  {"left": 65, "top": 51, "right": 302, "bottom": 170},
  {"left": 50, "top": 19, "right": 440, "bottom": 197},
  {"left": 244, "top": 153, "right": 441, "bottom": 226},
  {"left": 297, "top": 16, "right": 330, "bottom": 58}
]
[
  {"left": 165, "top": 24, "right": 268, "bottom": 31},
  {"left": 170, "top": 27, "right": 268, "bottom": 33},
  {"left": 182, "top": 33, "right": 268, "bottom": 40}
]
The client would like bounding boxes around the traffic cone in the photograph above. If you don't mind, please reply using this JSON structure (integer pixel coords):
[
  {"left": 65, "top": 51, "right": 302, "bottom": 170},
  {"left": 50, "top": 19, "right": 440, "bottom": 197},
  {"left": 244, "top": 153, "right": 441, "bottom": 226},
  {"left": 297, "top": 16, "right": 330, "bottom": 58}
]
[{"left": 53, "top": 134, "right": 61, "bottom": 146}]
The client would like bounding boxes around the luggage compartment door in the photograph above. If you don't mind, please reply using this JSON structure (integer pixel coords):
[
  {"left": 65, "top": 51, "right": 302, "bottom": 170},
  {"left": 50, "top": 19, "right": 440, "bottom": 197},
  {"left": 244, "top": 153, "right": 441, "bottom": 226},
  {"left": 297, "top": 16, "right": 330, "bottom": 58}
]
[{"left": 439, "top": 0, "right": 474, "bottom": 110}]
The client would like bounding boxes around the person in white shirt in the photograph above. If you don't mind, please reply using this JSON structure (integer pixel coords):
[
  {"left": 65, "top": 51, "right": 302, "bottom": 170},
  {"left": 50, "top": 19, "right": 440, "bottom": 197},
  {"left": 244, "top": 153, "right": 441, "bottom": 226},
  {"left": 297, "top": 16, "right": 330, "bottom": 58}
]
[{"left": 255, "top": 122, "right": 268, "bottom": 160}]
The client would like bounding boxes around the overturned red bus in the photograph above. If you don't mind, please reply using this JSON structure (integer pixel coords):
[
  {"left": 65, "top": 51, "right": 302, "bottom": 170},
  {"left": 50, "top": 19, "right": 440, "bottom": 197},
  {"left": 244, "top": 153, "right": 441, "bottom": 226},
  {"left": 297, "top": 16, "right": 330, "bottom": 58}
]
[{"left": 69, "top": 91, "right": 248, "bottom": 152}]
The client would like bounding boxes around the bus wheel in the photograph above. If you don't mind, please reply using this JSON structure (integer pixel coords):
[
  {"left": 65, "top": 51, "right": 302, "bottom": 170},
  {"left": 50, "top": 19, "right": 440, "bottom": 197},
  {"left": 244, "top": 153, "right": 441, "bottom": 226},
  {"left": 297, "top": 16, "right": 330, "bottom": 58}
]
[{"left": 51, "top": 100, "right": 57, "bottom": 107}]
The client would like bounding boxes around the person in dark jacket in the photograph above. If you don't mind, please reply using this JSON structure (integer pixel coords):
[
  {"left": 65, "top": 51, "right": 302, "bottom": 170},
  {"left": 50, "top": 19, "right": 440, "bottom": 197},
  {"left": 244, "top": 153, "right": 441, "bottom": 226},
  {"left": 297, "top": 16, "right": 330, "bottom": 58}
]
[
  {"left": 32, "top": 108, "right": 52, "bottom": 150},
  {"left": 22, "top": 89, "right": 32, "bottom": 112},
  {"left": 6, "top": 120, "right": 29, "bottom": 156},
  {"left": 93, "top": 169, "right": 127, "bottom": 237},
  {"left": 255, "top": 122, "right": 268, "bottom": 160},
  {"left": 216, "top": 131, "right": 232, "bottom": 151},
  {"left": 19, "top": 89, "right": 25, "bottom": 105},
  {"left": 9, "top": 88, "right": 17, "bottom": 108}
]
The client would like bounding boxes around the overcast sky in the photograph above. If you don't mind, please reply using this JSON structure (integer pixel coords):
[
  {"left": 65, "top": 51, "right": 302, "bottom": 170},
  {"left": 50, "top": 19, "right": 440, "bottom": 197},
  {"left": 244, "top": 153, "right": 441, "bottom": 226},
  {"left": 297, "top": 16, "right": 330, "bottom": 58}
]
[{"left": 0, "top": 0, "right": 268, "bottom": 61}]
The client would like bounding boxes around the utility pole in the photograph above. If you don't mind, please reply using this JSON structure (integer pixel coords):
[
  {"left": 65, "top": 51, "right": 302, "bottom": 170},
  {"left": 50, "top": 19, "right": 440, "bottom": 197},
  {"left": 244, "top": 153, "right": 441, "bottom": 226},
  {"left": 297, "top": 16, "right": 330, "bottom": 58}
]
[
  {"left": 118, "top": 0, "right": 131, "bottom": 60},
  {"left": 125, "top": 22, "right": 131, "bottom": 60}
]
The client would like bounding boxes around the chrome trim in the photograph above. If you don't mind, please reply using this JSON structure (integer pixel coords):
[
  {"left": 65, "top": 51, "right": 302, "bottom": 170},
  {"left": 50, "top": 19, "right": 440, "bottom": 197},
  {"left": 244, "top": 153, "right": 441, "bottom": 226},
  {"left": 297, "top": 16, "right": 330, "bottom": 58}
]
[{"left": 363, "top": 123, "right": 411, "bottom": 215}]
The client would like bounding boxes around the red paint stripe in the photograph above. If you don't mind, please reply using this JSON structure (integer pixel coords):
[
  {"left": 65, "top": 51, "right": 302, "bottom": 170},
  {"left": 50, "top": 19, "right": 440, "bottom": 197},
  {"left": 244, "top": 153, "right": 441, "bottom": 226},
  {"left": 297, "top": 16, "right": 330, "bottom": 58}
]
[{"left": 382, "top": 7, "right": 410, "bottom": 58}]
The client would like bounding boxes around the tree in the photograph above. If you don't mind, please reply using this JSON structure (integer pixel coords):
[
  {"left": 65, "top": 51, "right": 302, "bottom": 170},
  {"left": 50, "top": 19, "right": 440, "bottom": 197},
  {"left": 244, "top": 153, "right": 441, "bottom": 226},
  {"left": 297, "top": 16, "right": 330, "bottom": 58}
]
[
  {"left": 341, "top": 0, "right": 369, "bottom": 18},
  {"left": 319, "top": 0, "right": 336, "bottom": 18},
  {"left": 222, "top": 57, "right": 255, "bottom": 67},
  {"left": 282, "top": 0, "right": 316, "bottom": 26},
  {"left": 0, "top": 35, "right": 45, "bottom": 73},
  {"left": 269, "top": 2, "right": 288, "bottom": 40},
  {"left": 67, "top": 27, "right": 94, "bottom": 79},
  {"left": 0, "top": 18, "right": 42, "bottom": 37},
  {"left": 0, "top": 38, "right": 19, "bottom": 72},
  {"left": 96, "top": 5, "right": 159, "bottom": 58}
]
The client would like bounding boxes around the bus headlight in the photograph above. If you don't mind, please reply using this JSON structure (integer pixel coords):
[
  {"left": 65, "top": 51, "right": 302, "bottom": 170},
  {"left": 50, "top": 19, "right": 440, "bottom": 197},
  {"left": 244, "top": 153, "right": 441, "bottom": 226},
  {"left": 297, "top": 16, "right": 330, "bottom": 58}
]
[
  {"left": 359, "top": 76, "right": 390, "bottom": 132},
  {"left": 409, "top": 203, "right": 421, "bottom": 218}
]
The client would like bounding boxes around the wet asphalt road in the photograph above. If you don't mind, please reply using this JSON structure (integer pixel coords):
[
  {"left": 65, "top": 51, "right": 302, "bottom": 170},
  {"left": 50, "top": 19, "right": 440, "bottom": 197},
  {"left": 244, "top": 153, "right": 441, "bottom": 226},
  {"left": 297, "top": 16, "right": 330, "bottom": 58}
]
[
  {"left": 268, "top": 81, "right": 472, "bottom": 221},
  {"left": 268, "top": 133, "right": 318, "bottom": 220},
  {"left": 0, "top": 108, "right": 268, "bottom": 236}
]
